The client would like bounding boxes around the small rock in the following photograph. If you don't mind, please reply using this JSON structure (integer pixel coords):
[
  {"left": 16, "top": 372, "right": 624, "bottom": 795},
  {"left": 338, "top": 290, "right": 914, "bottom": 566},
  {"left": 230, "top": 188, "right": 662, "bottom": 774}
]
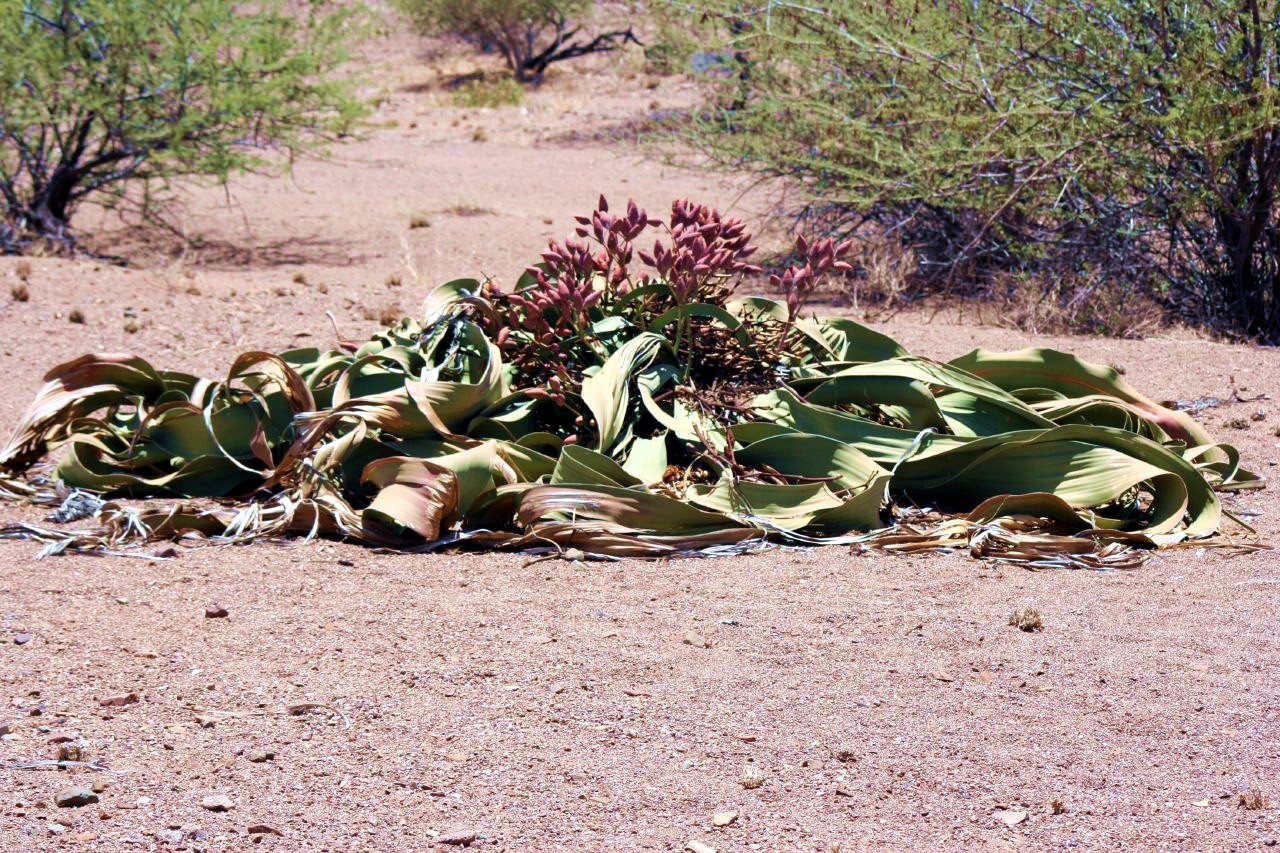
[
  {"left": 739, "top": 766, "right": 765, "bottom": 790},
  {"left": 196, "top": 715, "right": 217, "bottom": 729},
  {"left": 682, "top": 630, "right": 709, "bottom": 649},
  {"left": 204, "top": 604, "right": 229, "bottom": 619},
  {"left": 437, "top": 826, "right": 478, "bottom": 845},
  {"left": 14, "top": 633, "right": 31, "bottom": 645},
  {"left": 55, "top": 788, "right": 99, "bottom": 808},
  {"left": 153, "top": 546, "right": 179, "bottom": 559},
  {"left": 711, "top": 810, "right": 738, "bottom": 827},
  {"left": 115, "top": 597, "right": 129, "bottom": 605},
  {"left": 931, "top": 671, "right": 956, "bottom": 683},
  {"left": 201, "top": 794, "right": 234, "bottom": 812},
  {"left": 1191, "top": 798, "right": 1210, "bottom": 807},
  {"left": 247, "top": 824, "right": 281, "bottom": 836},
  {"left": 993, "top": 808, "right": 1028, "bottom": 827},
  {"left": 444, "top": 751, "right": 469, "bottom": 763},
  {"left": 90, "top": 780, "right": 110, "bottom": 794},
  {"left": 99, "top": 693, "right": 139, "bottom": 708},
  {"left": 73, "top": 832, "right": 98, "bottom": 842},
  {"left": 0, "top": 721, "right": 12, "bottom": 736},
  {"left": 46, "top": 821, "right": 68, "bottom": 834},
  {"left": 156, "top": 829, "right": 184, "bottom": 844},
  {"left": 247, "top": 750, "right": 275, "bottom": 763},
  {"left": 132, "top": 648, "right": 159, "bottom": 659},
  {"left": 686, "top": 841, "right": 717, "bottom": 853}
]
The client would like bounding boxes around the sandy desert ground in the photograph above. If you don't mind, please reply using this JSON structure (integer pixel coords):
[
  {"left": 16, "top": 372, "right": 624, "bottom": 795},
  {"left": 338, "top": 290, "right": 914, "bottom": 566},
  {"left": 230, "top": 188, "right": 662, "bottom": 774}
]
[{"left": 1, "top": 33, "right": 1278, "bottom": 853}]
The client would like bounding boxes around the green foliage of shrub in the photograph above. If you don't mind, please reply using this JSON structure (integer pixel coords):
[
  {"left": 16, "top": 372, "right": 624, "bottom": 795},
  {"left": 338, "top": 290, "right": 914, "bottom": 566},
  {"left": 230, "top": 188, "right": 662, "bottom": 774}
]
[
  {"left": 394, "top": 0, "right": 638, "bottom": 83},
  {"left": 643, "top": 5, "right": 700, "bottom": 75},
  {"left": 0, "top": 0, "right": 367, "bottom": 254},
  {"left": 681, "top": 0, "right": 1280, "bottom": 343}
]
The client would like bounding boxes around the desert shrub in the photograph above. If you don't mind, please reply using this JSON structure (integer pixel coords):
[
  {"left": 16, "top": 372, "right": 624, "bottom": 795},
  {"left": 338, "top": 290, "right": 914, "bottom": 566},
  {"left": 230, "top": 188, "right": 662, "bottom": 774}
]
[
  {"left": 682, "top": 0, "right": 1280, "bottom": 343},
  {"left": 451, "top": 74, "right": 524, "bottom": 108},
  {"left": 394, "top": 0, "right": 639, "bottom": 84},
  {"left": 0, "top": 0, "right": 366, "bottom": 255}
]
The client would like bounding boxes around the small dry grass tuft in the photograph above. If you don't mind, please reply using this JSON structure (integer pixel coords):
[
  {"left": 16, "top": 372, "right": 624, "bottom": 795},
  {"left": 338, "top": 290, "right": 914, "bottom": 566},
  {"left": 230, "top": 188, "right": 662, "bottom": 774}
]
[
  {"left": 14, "top": 259, "right": 32, "bottom": 281},
  {"left": 987, "top": 271, "right": 1161, "bottom": 339},
  {"left": 1238, "top": 790, "right": 1267, "bottom": 811},
  {"left": 408, "top": 214, "right": 432, "bottom": 230},
  {"left": 1008, "top": 608, "right": 1044, "bottom": 632},
  {"left": 471, "top": 127, "right": 488, "bottom": 143},
  {"left": 1225, "top": 417, "right": 1250, "bottom": 430},
  {"left": 839, "top": 235, "right": 921, "bottom": 320},
  {"left": 292, "top": 272, "right": 308, "bottom": 285},
  {"left": 450, "top": 74, "right": 523, "bottom": 109},
  {"left": 68, "top": 308, "right": 85, "bottom": 324},
  {"left": 123, "top": 319, "right": 140, "bottom": 334},
  {"left": 442, "top": 204, "right": 494, "bottom": 218},
  {"left": 385, "top": 274, "right": 402, "bottom": 288},
  {"left": 10, "top": 282, "right": 29, "bottom": 302},
  {"left": 363, "top": 302, "right": 403, "bottom": 327},
  {"left": 1050, "top": 798, "right": 1067, "bottom": 815},
  {"left": 377, "top": 303, "right": 403, "bottom": 327}
]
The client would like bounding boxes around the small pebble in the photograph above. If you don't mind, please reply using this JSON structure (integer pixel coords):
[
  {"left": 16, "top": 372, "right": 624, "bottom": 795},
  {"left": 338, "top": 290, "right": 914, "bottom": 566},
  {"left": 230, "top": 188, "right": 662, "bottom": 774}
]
[
  {"left": 14, "top": 633, "right": 31, "bottom": 645},
  {"left": 712, "top": 810, "right": 738, "bottom": 827},
  {"left": 994, "top": 808, "right": 1028, "bottom": 827},
  {"left": 682, "top": 630, "right": 709, "bottom": 649},
  {"left": 156, "top": 829, "right": 184, "bottom": 844},
  {"left": 204, "top": 604, "right": 229, "bottom": 619},
  {"left": 247, "top": 750, "right": 276, "bottom": 763},
  {"left": 437, "top": 827, "right": 478, "bottom": 845},
  {"left": 247, "top": 824, "right": 281, "bottom": 836},
  {"left": 201, "top": 794, "right": 234, "bottom": 812},
  {"left": 55, "top": 788, "right": 98, "bottom": 808}
]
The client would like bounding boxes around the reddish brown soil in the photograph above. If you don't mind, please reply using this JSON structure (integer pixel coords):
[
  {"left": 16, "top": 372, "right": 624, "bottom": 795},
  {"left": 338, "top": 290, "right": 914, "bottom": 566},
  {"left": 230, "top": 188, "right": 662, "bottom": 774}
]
[{"left": 1, "top": 32, "right": 1278, "bottom": 853}]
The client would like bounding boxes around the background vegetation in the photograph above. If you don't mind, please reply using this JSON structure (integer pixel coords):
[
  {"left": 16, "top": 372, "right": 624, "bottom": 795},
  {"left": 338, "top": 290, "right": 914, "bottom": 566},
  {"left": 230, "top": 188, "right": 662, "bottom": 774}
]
[
  {"left": 0, "top": 0, "right": 365, "bottom": 254},
  {"left": 394, "top": 0, "right": 640, "bottom": 84},
  {"left": 677, "top": 0, "right": 1280, "bottom": 343}
]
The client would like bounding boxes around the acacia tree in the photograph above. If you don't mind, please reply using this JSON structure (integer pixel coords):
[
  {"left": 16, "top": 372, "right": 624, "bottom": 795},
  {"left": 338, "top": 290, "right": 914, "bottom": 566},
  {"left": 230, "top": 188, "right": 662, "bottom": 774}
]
[
  {"left": 683, "top": 0, "right": 1280, "bottom": 342},
  {"left": 0, "top": 0, "right": 366, "bottom": 254},
  {"left": 395, "top": 0, "right": 640, "bottom": 84}
]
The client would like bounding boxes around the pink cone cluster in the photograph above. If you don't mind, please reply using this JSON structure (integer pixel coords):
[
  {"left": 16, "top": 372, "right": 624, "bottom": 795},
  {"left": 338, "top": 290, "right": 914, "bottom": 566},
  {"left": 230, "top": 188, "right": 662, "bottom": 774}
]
[
  {"left": 639, "top": 199, "right": 761, "bottom": 302},
  {"left": 485, "top": 196, "right": 853, "bottom": 388},
  {"left": 771, "top": 235, "right": 854, "bottom": 320}
]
